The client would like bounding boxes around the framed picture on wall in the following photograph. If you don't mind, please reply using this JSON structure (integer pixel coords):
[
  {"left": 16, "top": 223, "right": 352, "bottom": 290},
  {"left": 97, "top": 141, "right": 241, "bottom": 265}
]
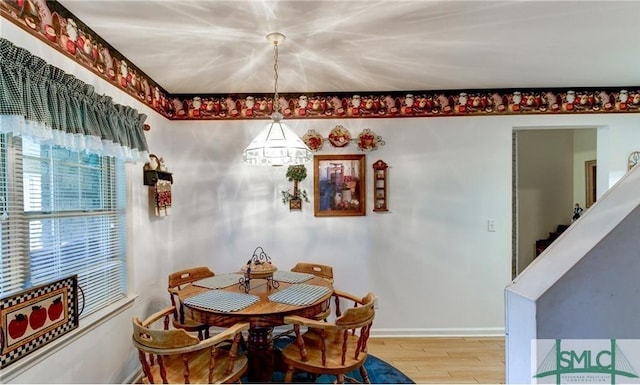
[
  {"left": 0, "top": 275, "right": 79, "bottom": 368},
  {"left": 314, "top": 154, "right": 366, "bottom": 217}
]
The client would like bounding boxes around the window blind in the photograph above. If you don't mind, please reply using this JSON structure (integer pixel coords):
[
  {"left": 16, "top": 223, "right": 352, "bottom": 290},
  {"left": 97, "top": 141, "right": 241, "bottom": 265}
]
[{"left": 0, "top": 134, "right": 127, "bottom": 317}]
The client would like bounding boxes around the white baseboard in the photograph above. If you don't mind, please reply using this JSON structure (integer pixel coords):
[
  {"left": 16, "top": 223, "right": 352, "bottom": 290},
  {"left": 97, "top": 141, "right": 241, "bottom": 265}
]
[
  {"left": 369, "top": 327, "right": 505, "bottom": 337},
  {"left": 274, "top": 324, "right": 505, "bottom": 337},
  {"left": 125, "top": 369, "right": 142, "bottom": 384}
]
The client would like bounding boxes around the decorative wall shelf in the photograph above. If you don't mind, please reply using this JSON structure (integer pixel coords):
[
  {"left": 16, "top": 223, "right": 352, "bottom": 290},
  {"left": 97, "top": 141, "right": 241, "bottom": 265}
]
[
  {"left": 142, "top": 154, "right": 172, "bottom": 216},
  {"left": 143, "top": 170, "right": 173, "bottom": 186},
  {"left": 372, "top": 160, "right": 389, "bottom": 212}
]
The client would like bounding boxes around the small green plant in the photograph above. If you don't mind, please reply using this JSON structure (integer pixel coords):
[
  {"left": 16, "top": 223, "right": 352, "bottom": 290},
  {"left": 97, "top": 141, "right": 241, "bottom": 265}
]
[
  {"left": 285, "top": 165, "right": 307, "bottom": 183},
  {"left": 282, "top": 165, "right": 309, "bottom": 205}
]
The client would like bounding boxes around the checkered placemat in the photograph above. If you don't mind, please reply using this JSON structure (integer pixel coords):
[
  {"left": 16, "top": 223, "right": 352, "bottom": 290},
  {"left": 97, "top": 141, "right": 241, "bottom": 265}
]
[
  {"left": 273, "top": 270, "right": 314, "bottom": 284},
  {"left": 268, "top": 284, "right": 331, "bottom": 306},
  {"left": 193, "top": 274, "right": 244, "bottom": 289},
  {"left": 184, "top": 290, "right": 260, "bottom": 312}
]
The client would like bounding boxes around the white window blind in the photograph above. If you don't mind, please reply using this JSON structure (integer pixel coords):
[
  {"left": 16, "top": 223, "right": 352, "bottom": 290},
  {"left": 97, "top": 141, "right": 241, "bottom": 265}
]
[{"left": 0, "top": 134, "right": 127, "bottom": 318}]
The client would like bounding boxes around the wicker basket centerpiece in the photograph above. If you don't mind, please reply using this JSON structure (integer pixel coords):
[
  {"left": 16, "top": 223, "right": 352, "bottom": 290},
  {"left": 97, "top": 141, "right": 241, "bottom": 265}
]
[
  {"left": 241, "top": 246, "right": 277, "bottom": 280},
  {"left": 241, "top": 262, "right": 277, "bottom": 279}
]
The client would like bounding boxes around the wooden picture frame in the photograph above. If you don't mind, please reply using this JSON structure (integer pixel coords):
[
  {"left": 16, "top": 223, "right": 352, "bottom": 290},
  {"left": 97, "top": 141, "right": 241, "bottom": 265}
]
[
  {"left": 314, "top": 154, "right": 366, "bottom": 217},
  {"left": 0, "top": 276, "right": 79, "bottom": 369}
]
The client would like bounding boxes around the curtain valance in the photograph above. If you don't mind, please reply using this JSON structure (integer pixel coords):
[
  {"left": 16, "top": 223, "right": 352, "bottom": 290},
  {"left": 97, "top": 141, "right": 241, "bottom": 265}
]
[{"left": 0, "top": 37, "right": 148, "bottom": 162}]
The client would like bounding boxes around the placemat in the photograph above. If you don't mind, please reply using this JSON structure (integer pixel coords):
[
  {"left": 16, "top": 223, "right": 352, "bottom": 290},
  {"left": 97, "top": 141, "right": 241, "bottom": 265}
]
[
  {"left": 273, "top": 270, "right": 314, "bottom": 284},
  {"left": 184, "top": 290, "right": 260, "bottom": 312},
  {"left": 268, "top": 284, "right": 331, "bottom": 306},
  {"left": 193, "top": 274, "right": 244, "bottom": 289}
]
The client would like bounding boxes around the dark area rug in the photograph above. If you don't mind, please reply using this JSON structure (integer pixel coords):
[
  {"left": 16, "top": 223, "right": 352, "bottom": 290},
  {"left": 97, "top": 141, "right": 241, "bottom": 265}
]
[{"left": 242, "top": 336, "right": 415, "bottom": 384}]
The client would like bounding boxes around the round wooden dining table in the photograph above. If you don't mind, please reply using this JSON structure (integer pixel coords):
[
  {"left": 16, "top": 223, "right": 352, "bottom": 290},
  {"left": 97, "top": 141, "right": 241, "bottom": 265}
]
[{"left": 177, "top": 272, "right": 333, "bottom": 383}]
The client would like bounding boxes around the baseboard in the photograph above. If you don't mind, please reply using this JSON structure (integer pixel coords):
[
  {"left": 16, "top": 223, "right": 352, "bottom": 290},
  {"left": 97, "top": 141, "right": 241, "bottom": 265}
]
[
  {"left": 274, "top": 324, "right": 505, "bottom": 338},
  {"left": 126, "top": 368, "right": 142, "bottom": 384},
  {"left": 369, "top": 327, "right": 505, "bottom": 337}
]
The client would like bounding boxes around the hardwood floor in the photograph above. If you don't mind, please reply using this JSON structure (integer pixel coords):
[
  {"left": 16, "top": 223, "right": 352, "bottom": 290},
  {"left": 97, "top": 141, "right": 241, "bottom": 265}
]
[{"left": 367, "top": 337, "right": 505, "bottom": 384}]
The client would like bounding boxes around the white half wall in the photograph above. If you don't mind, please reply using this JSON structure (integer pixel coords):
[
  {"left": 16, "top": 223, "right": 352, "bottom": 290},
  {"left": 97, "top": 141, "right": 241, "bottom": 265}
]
[{"left": 505, "top": 165, "right": 640, "bottom": 383}]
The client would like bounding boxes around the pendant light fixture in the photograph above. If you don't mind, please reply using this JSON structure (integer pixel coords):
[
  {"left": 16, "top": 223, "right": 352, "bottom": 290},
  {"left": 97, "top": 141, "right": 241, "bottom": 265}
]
[{"left": 242, "top": 32, "right": 313, "bottom": 166}]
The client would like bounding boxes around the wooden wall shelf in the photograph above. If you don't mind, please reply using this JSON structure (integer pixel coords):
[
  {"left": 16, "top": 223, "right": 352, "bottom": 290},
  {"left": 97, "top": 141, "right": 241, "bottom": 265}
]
[
  {"left": 372, "top": 160, "right": 389, "bottom": 212},
  {"left": 143, "top": 170, "right": 173, "bottom": 186}
]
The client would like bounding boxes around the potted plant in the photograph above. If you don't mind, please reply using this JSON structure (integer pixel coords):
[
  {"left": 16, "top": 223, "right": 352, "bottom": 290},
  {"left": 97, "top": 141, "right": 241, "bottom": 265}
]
[{"left": 282, "top": 165, "right": 309, "bottom": 210}]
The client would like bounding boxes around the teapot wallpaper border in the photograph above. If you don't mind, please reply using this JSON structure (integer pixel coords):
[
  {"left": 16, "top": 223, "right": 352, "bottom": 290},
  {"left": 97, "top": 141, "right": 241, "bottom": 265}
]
[{"left": 3, "top": 0, "right": 640, "bottom": 122}]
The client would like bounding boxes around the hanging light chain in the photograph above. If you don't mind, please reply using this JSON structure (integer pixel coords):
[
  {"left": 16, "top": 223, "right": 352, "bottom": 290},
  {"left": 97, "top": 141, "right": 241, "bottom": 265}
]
[
  {"left": 242, "top": 32, "right": 311, "bottom": 166},
  {"left": 273, "top": 41, "right": 280, "bottom": 114}
]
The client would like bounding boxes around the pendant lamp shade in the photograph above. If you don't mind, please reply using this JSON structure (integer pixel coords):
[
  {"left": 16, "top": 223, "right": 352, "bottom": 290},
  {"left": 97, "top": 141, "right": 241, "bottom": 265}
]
[
  {"left": 242, "top": 112, "right": 313, "bottom": 166},
  {"left": 242, "top": 32, "right": 312, "bottom": 166}
]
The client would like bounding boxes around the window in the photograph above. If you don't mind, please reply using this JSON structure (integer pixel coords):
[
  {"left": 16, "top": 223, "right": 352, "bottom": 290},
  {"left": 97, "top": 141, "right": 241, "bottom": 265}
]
[{"left": 0, "top": 134, "right": 127, "bottom": 318}]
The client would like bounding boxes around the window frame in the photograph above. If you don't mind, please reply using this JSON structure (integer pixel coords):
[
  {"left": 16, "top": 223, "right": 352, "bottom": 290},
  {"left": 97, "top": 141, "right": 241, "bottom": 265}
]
[{"left": 0, "top": 133, "right": 129, "bottom": 319}]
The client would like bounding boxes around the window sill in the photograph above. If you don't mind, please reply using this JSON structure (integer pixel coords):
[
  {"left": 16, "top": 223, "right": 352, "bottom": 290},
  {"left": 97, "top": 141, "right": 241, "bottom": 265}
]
[{"left": 0, "top": 294, "right": 138, "bottom": 382}]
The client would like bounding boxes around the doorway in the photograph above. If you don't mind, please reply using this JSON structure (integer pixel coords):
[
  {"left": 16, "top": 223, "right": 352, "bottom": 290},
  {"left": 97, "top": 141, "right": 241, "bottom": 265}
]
[{"left": 512, "top": 128, "right": 597, "bottom": 278}]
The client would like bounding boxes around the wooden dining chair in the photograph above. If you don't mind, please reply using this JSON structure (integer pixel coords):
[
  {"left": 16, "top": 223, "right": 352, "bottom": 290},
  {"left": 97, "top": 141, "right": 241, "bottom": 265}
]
[
  {"left": 132, "top": 305, "right": 249, "bottom": 384},
  {"left": 280, "top": 291, "right": 376, "bottom": 384},
  {"left": 273, "top": 262, "right": 336, "bottom": 343},
  {"left": 168, "top": 266, "right": 215, "bottom": 339}
]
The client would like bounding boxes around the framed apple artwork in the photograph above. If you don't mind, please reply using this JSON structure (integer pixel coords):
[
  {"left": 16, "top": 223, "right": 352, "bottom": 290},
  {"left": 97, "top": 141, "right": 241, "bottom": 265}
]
[{"left": 1, "top": 276, "right": 78, "bottom": 369}]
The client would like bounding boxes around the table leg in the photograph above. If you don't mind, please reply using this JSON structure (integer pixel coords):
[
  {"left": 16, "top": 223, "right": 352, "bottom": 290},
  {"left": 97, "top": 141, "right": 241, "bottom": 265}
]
[{"left": 247, "top": 326, "right": 274, "bottom": 382}]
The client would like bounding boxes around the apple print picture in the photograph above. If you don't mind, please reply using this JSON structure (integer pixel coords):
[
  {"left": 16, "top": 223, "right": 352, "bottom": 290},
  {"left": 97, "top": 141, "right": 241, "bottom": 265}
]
[
  {"left": 2, "top": 292, "right": 68, "bottom": 347},
  {"left": 1, "top": 276, "right": 78, "bottom": 369}
]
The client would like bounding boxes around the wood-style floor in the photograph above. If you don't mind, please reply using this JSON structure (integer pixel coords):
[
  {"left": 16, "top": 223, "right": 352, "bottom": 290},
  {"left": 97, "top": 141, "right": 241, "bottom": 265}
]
[{"left": 367, "top": 337, "right": 505, "bottom": 384}]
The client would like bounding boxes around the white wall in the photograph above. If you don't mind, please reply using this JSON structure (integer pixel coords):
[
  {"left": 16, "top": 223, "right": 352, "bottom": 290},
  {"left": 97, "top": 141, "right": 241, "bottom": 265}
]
[
  {"left": 159, "top": 115, "right": 513, "bottom": 335},
  {"left": 5, "top": 20, "right": 640, "bottom": 383}
]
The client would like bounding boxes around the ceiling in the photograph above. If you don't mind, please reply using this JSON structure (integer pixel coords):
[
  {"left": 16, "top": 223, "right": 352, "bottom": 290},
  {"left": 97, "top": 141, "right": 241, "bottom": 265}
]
[{"left": 58, "top": 0, "right": 640, "bottom": 96}]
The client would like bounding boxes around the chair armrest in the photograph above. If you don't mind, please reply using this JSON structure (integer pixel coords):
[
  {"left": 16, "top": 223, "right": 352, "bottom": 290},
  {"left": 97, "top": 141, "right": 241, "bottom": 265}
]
[
  {"left": 152, "top": 322, "right": 250, "bottom": 355},
  {"left": 284, "top": 315, "right": 334, "bottom": 329},
  {"left": 198, "top": 322, "right": 250, "bottom": 349},
  {"left": 333, "top": 289, "right": 362, "bottom": 303},
  {"left": 141, "top": 306, "right": 175, "bottom": 327}
]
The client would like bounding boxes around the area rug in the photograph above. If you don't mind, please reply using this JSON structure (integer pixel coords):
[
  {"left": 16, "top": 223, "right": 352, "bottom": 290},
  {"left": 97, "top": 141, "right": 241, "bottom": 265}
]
[
  {"left": 250, "top": 337, "right": 415, "bottom": 384},
  {"left": 271, "top": 354, "right": 415, "bottom": 384}
]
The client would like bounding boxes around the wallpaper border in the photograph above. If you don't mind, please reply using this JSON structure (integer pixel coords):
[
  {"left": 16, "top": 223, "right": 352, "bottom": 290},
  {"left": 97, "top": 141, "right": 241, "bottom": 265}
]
[{"left": 2, "top": 0, "right": 640, "bottom": 121}]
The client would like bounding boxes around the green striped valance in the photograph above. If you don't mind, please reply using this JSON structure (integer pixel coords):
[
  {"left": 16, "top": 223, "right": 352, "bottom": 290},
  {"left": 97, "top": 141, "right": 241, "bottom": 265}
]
[{"left": 0, "top": 37, "right": 148, "bottom": 162}]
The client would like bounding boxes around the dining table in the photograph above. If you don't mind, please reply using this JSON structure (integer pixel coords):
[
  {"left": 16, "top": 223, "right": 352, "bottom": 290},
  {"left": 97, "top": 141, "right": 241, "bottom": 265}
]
[{"left": 176, "top": 269, "right": 334, "bottom": 383}]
